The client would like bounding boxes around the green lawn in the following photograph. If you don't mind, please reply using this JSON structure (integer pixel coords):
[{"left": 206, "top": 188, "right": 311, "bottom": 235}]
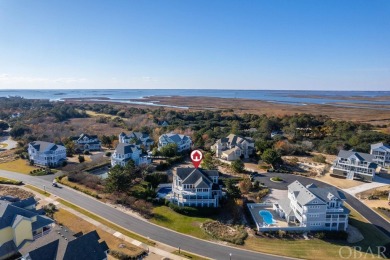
[
  {"left": 172, "top": 250, "right": 210, "bottom": 260},
  {"left": 25, "top": 184, "right": 51, "bottom": 197},
  {"left": 151, "top": 206, "right": 213, "bottom": 240},
  {"left": 57, "top": 198, "right": 155, "bottom": 246},
  {"left": 0, "top": 176, "right": 23, "bottom": 185}
]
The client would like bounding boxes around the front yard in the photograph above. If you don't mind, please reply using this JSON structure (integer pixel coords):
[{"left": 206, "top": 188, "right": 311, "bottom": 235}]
[
  {"left": 151, "top": 206, "right": 213, "bottom": 240},
  {"left": 0, "top": 158, "right": 38, "bottom": 174}
]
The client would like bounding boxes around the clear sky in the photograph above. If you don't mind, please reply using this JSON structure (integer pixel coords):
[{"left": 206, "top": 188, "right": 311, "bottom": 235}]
[{"left": 0, "top": 0, "right": 389, "bottom": 90}]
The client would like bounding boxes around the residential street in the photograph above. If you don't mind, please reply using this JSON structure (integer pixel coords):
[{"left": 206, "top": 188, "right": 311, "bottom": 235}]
[{"left": 0, "top": 169, "right": 291, "bottom": 260}]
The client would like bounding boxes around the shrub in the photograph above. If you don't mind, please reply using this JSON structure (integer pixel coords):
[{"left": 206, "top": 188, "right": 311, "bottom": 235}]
[
  {"left": 83, "top": 150, "right": 90, "bottom": 155},
  {"left": 105, "top": 151, "right": 112, "bottom": 157},
  {"left": 78, "top": 155, "right": 85, "bottom": 163},
  {"left": 202, "top": 221, "right": 248, "bottom": 245},
  {"left": 313, "top": 154, "right": 327, "bottom": 163}
]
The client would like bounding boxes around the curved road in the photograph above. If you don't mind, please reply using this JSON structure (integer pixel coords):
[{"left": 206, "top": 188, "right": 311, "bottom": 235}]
[
  {"left": 0, "top": 170, "right": 289, "bottom": 260},
  {"left": 254, "top": 172, "right": 390, "bottom": 238}
]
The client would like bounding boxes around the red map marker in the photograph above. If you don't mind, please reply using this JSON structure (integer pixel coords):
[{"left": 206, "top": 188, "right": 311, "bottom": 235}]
[{"left": 191, "top": 150, "right": 203, "bottom": 169}]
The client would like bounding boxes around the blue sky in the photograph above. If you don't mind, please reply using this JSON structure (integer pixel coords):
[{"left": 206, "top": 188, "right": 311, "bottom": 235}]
[{"left": 0, "top": 0, "right": 389, "bottom": 90}]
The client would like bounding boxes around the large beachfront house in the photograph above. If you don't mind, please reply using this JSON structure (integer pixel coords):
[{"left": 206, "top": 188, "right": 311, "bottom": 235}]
[
  {"left": 158, "top": 133, "right": 192, "bottom": 153},
  {"left": 171, "top": 168, "right": 222, "bottom": 207},
  {"left": 28, "top": 141, "right": 66, "bottom": 167},
  {"left": 274, "top": 181, "right": 349, "bottom": 231},
  {"left": 370, "top": 142, "right": 390, "bottom": 167},
  {"left": 71, "top": 133, "right": 101, "bottom": 152},
  {"left": 111, "top": 143, "right": 150, "bottom": 167},
  {"left": 332, "top": 150, "right": 377, "bottom": 181},
  {"left": 212, "top": 134, "right": 255, "bottom": 161},
  {"left": 119, "top": 132, "right": 154, "bottom": 150},
  {"left": 0, "top": 196, "right": 54, "bottom": 260}
]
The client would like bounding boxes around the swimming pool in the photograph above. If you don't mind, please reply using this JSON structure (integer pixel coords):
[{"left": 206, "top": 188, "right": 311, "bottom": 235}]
[
  {"left": 259, "top": 210, "right": 276, "bottom": 225},
  {"left": 157, "top": 187, "right": 172, "bottom": 198}
]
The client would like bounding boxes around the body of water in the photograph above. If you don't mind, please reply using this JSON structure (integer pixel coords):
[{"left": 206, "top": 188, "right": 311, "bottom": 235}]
[{"left": 1, "top": 89, "right": 390, "bottom": 106}]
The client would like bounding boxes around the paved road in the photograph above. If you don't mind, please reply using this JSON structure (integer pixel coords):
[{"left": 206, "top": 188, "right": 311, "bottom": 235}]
[
  {"left": 0, "top": 170, "right": 288, "bottom": 260},
  {"left": 254, "top": 173, "right": 390, "bottom": 238}
]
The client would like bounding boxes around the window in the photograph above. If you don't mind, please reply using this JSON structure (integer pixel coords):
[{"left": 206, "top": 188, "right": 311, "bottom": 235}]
[{"left": 310, "top": 222, "right": 321, "bottom": 226}]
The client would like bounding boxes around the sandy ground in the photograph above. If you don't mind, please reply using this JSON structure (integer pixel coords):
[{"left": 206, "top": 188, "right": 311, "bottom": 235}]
[
  {"left": 316, "top": 173, "right": 364, "bottom": 189},
  {"left": 0, "top": 135, "right": 17, "bottom": 150}
]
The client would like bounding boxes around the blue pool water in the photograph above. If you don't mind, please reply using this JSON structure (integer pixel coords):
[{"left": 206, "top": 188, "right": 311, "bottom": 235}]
[
  {"left": 157, "top": 187, "right": 172, "bottom": 198},
  {"left": 259, "top": 210, "right": 275, "bottom": 225}
]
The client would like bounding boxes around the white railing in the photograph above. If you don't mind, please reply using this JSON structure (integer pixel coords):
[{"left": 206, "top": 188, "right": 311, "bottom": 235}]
[{"left": 33, "top": 229, "right": 51, "bottom": 240}]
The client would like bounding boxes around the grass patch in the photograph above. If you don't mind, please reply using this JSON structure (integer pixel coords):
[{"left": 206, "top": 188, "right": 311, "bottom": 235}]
[
  {"left": 54, "top": 209, "right": 145, "bottom": 258},
  {"left": 151, "top": 206, "right": 213, "bottom": 240},
  {"left": 25, "top": 184, "right": 51, "bottom": 197},
  {"left": 270, "top": 176, "right": 283, "bottom": 182},
  {"left": 172, "top": 250, "right": 210, "bottom": 260},
  {"left": 0, "top": 159, "right": 38, "bottom": 174},
  {"left": 57, "top": 198, "right": 155, "bottom": 246},
  {"left": 0, "top": 177, "right": 23, "bottom": 185},
  {"left": 58, "top": 176, "right": 102, "bottom": 199}
]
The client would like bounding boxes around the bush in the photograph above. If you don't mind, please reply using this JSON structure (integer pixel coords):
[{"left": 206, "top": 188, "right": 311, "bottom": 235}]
[
  {"left": 313, "top": 154, "right": 327, "bottom": 163},
  {"left": 168, "top": 203, "right": 219, "bottom": 217},
  {"left": 202, "top": 221, "right": 248, "bottom": 245},
  {"left": 105, "top": 151, "right": 112, "bottom": 157},
  {"left": 109, "top": 249, "right": 146, "bottom": 260},
  {"left": 78, "top": 155, "right": 85, "bottom": 163}
]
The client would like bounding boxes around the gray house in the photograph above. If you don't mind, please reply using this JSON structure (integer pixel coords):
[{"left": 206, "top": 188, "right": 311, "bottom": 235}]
[
  {"left": 119, "top": 132, "right": 154, "bottom": 151},
  {"left": 274, "top": 181, "right": 349, "bottom": 231},
  {"left": 171, "top": 168, "right": 222, "bottom": 207},
  {"left": 71, "top": 133, "right": 101, "bottom": 151},
  {"left": 332, "top": 150, "right": 377, "bottom": 181},
  {"left": 212, "top": 134, "right": 255, "bottom": 161},
  {"left": 370, "top": 142, "right": 390, "bottom": 167}
]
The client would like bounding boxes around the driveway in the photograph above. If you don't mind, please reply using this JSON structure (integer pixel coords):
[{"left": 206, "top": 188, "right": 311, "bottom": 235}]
[{"left": 343, "top": 176, "right": 390, "bottom": 196}]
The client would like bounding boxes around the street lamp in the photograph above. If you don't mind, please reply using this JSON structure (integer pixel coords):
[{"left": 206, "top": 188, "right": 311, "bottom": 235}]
[
  {"left": 229, "top": 253, "right": 232, "bottom": 260},
  {"left": 43, "top": 185, "right": 46, "bottom": 192}
]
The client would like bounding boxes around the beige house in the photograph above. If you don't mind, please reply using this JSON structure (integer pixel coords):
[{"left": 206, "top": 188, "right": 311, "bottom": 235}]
[
  {"left": 212, "top": 134, "right": 255, "bottom": 161},
  {"left": 0, "top": 197, "right": 53, "bottom": 260}
]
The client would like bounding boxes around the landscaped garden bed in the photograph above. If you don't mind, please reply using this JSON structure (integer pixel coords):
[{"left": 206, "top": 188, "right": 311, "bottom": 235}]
[{"left": 201, "top": 220, "right": 248, "bottom": 245}]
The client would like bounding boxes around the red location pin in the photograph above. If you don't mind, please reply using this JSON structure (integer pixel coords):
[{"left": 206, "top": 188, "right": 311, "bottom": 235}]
[{"left": 191, "top": 150, "right": 203, "bottom": 169}]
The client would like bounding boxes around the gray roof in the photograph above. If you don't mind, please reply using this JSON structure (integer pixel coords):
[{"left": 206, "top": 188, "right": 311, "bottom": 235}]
[
  {"left": 278, "top": 199, "right": 293, "bottom": 216},
  {"left": 160, "top": 133, "right": 191, "bottom": 144},
  {"left": 371, "top": 142, "right": 390, "bottom": 152},
  {"left": 72, "top": 133, "right": 98, "bottom": 141},
  {"left": 122, "top": 131, "right": 150, "bottom": 140},
  {"left": 27, "top": 239, "right": 59, "bottom": 260},
  {"left": 218, "top": 134, "right": 254, "bottom": 145},
  {"left": 337, "top": 150, "right": 375, "bottom": 162},
  {"left": 114, "top": 143, "right": 140, "bottom": 155},
  {"left": 63, "top": 231, "right": 108, "bottom": 260},
  {"left": 30, "top": 141, "right": 64, "bottom": 152},
  {"left": 32, "top": 215, "right": 55, "bottom": 230},
  {"left": 176, "top": 168, "right": 219, "bottom": 189},
  {"left": 11, "top": 197, "right": 36, "bottom": 209},
  {"left": 288, "top": 181, "right": 346, "bottom": 206}
]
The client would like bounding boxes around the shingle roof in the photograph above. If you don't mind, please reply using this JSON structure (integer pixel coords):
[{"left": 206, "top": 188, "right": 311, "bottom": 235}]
[
  {"left": 176, "top": 168, "right": 219, "bottom": 189},
  {"left": 114, "top": 143, "right": 140, "bottom": 155},
  {"left": 0, "top": 240, "right": 17, "bottom": 259},
  {"left": 337, "top": 150, "right": 375, "bottom": 162},
  {"left": 218, "top": 134, "right": 254, "bottom": 145},
  {"left": 288, "top": 181, "right": 323, "bottom": 206},
  {"left": 30, "top": 141, "right": 64, "bottom": 152},
  {"left": 63, "top": 231, "right": 108, "bottom": 260},
  {"left": 11, "top": 197, "right": 36, "bottom": 209},
  {"left": 27, "top": 239, "right": 59, "bottom": 260},
  {"left": 0, "top": 201, "right": 37, "bottom": 229},
  {"left": 371, "top": 142, "right": 390, "bottom": 152},
  {"left": 32, "top": 215, "right": 55, "bottom": 231},
  {"left": 160, "top": 133, "right": 191, "bottom": 144}
]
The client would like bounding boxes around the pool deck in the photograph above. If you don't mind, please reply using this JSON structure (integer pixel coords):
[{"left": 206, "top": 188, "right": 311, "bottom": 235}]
[{"left": 247, "top": 203, "right": 297, "bottom": 229}]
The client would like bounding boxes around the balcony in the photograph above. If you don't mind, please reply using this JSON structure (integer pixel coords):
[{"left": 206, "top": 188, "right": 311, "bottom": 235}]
[{"left": 33, "top": 228, "right": 51, "bottom": 240}]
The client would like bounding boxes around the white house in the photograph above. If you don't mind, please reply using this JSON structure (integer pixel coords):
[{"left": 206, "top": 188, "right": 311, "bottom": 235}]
[
  {"left": 71, "top": 133, "right": 101, "bottom": 151},
  {"left": 111, "top": 143, "right": 150, "bottom": 167},
  {"left": 332, "top": 150, "right": 377, "bottom": 182},
  {"left": 212, "top": 134, "right": 254, "bottom": 161},
  {"left": 119, "top": 132, "right": 154, "bottom": 150},
  {"left": 370, "top": 142, "right": 390, "bottom": 167},
  {"left": 274, "top": 181, "right": 349, "bottom": 231},
  {"left": 158, "top": 133, "right": 192, "bottom": 153},
  {"left": 171, "top": 168, "right": 222, "bottom": 207},
  {"left": 28, "top": 141, "right": 66, "bottom": 167}
]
